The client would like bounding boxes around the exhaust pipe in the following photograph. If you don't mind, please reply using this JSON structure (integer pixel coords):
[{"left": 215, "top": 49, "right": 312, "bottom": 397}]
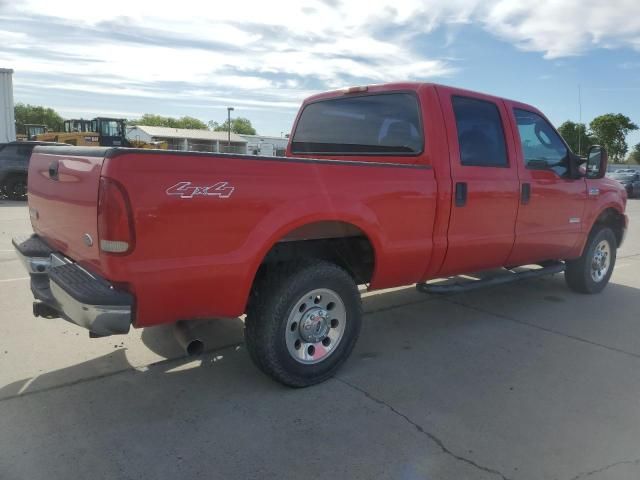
[{"left": 173, "top": 320, "right": 205, "bottom": 356}]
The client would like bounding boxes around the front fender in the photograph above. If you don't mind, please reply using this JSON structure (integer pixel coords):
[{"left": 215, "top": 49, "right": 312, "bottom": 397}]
[{"left": 575, "top": 192, "right": 626, "bottom": 257}]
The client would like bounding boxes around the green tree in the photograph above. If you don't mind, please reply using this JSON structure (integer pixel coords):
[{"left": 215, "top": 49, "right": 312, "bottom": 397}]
[
  {"left": 557, "top": 121, "right": 594, "bottom": 155},
  {"left": 176, "top": 116, "right": 209, "bottom": 130},
  {"left": 210, "top": 117, "right": 257, "bottom": 135},
  {"left": 128, "top": 114, "right": 207, "bottom": 130},
  {"left": 627, "top": 143, "right": 640, "bottom": 165},
  {"left": 14, "top": 103, "right": 64, "bottom": 133},
  {"left": 589, "top": 114, "right": 638, "bottom": 162}
]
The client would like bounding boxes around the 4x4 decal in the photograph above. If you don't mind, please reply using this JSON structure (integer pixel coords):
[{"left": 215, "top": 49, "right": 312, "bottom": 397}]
[{"left": 166, "top": 181, "right": 235, "bottom": 199}]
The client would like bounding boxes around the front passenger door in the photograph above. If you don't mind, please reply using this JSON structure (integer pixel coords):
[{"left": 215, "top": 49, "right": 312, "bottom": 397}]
[{"left": 506, "top": 105, "right": 587, "bottom": 266}]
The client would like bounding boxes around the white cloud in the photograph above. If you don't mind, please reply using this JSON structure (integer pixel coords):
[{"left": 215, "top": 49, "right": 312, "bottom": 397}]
[
  {"left": 1, "top": 0, "right": 640, "bottom": 127},
  {"left": 485, "top": 0, "right": 640, "bottom": 58}
]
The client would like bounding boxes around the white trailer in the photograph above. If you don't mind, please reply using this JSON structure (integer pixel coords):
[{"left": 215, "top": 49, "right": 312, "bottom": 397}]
[{"left": 0, "top": 68, "right": 16, "bottom": 143}]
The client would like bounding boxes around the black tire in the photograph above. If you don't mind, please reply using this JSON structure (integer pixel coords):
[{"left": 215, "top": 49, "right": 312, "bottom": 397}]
[
  {"left": 5, "top": 175, "right": 27, "bottom": 200},
  {"left": 245, "top": 260, "right": 362, "bottom": 387},
  {"left": 565, "top": 226, "right": 617, "bottom": 294}
]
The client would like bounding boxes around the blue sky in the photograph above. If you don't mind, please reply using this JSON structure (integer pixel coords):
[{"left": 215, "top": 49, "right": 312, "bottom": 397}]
[{"left": 1, "top": 0, "right": 639, "bottom": 148}]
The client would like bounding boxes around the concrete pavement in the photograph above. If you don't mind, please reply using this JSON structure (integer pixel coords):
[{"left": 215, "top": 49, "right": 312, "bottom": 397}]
[{"left": 1, "top": 199, "right": 639, "bottom": 480}]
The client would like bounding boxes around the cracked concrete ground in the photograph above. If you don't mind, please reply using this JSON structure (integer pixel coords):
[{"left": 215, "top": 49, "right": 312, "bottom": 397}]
[{"left": 1, "top": 199, "right": 640, "bottom": 480}]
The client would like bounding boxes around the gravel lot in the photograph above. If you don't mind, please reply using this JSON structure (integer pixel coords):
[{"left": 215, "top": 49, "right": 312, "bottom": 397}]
[{"left": 1, "top": 199, "right": 639, "bottom": 480}]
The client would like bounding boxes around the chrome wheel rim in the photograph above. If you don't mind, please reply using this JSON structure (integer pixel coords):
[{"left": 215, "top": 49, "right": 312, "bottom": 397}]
[
  {"left": 591, "top": 239, "right": 611, "bottom": 283},
  {"left": 285, "top": 288, "right": 346, "bottom": 365}
]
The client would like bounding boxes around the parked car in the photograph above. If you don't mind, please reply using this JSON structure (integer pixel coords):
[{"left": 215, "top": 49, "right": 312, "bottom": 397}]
[
  {"left": 608, "top": 170, "right": 640, "bottom": 198},
  {"left": 0, "top": 141, "right": 64, "bottom": 200},
  {"left": 13, "top": 82, "right": 627, "bottom": 386}
]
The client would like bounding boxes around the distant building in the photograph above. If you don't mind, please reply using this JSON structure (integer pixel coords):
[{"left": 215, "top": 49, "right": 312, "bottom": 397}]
[
  {"left": 126, "top": 125, "right": 248, "bottom": 153},
  {"left": 241, "top": 134, "right": 289, "bottom": 156}
]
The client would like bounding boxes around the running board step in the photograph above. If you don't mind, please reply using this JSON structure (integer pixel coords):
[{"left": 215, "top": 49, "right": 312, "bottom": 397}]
[{"left": 416, "top": 262, "right": 565, "bottom": 295}]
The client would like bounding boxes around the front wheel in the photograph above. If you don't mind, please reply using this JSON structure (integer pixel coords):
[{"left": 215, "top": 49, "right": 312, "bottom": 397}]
[
  {"left": 245, "top": 260, "right": 362, "bottom": 387},
  {"left": 565, "top": 226, "right": 617, "bottom": 294}
]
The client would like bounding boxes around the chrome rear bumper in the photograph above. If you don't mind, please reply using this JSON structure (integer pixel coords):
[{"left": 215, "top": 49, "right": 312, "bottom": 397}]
[{"left": 12, "top": 235, "right": 133, "bottom": 336}]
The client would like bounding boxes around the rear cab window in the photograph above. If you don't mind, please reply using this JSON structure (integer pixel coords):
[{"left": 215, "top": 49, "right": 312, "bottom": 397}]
[
  {"left": 451, "top": 96, "right": 508, "bottom": 167},
  {"left": 291, "top": 93, "right": 423, "bottom": 156}
]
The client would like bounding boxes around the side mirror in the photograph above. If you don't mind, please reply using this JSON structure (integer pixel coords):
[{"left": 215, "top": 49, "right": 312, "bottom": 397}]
[{"left": 586, "top": 145, "right": 607, "bottom": 179}]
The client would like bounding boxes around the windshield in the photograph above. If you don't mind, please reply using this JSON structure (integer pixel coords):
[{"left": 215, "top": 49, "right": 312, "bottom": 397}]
[{"left": 99, "top": 120, "right": 123, "bottom": 137}]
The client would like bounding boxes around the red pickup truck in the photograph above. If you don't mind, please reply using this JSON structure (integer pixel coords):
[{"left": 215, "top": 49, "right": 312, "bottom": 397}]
[{"left": 13, "top": 82, "right": 627, "bottom": 386}]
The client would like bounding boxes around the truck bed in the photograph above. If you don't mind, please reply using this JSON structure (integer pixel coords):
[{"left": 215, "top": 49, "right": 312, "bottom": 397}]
[{"left": 27, "top": 146, "right": 437, "bottom": 326}]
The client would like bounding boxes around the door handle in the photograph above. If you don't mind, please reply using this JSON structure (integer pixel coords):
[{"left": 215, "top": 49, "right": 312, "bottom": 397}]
[
  {"left": 455, "top": 182, "right": 467, "bottom": 207},
  {"left": 521, "top": 183, "right": 531, "bottom": 204}
]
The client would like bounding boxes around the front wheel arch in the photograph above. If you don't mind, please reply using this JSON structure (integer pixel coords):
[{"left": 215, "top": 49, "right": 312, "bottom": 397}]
[
  {"left": 565, "top": 226, "right": 617, "bottom": 294},
  {"left": 591, "top": 207, "right": 625, "bottom": 249}
]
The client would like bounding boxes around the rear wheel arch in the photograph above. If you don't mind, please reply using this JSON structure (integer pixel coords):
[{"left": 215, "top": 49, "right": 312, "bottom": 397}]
[{"left": 250, "top": 220, "right": 378, "bottom": 289}]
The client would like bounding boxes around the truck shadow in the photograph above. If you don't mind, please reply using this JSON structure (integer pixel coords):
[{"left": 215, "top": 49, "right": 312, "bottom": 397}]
[
  {"left": 0, "top": 276, "right": 640, "bottom": 478},
  {"left": 0, "top": 285, "right": 427, "bottom": 400},
  {"left": 1, "top": 275, "right": 638, "bottom": 400},
  {"left": 2, "top": 278, "right": 640, "bottom": 479},
  {"left": 0, "top": 317, "right": 247, "bottom": 400}
]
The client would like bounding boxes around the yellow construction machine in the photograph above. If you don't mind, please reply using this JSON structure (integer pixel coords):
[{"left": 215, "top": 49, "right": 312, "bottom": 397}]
[
  {"left": 34, "top": 118, "right": 167, "bottom": 149},
  {"left": 35, "top": 119, "right": 100, "bottom": 146},
  {"left": 16, "top": 124, "right": 48, "bottom": 141}
]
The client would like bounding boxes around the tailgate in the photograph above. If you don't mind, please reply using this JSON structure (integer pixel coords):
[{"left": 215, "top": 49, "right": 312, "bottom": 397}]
[{"left": 27, "top": 146, "right": 111, "bottom": 269}]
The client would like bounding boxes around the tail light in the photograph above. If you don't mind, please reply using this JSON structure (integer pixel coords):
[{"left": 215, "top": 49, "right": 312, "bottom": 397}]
[{"left": 98, "top": 177, "right": 135, "bottom": 254}]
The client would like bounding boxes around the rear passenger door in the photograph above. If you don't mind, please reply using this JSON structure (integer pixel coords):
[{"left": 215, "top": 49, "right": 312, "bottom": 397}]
[{"left": 436, "top": 87, "right": 520, "bottom": 276}]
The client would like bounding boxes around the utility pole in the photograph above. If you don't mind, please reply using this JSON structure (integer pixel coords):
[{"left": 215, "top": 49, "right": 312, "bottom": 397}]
[
  {"left": 578, "top": 85, "right": 582, "bottom": 156},
  {"left": 227, "top": 106, "right": 234, "bottom": 152}
]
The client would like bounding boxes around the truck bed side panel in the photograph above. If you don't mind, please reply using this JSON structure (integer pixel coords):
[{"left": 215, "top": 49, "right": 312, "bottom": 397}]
[{"left": 100, "top": 152, "right": 437, "bottom": 326}]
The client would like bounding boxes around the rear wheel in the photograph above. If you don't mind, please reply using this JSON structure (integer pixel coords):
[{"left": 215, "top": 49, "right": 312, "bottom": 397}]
[
  {"left": 5, "top": 175, "right": 27, "bottom": 200},
  {"left": 565, "top": 226, "right": 617, "bottom": 294},
  {"left": 245, "top": 260, "right": 362, "bottom": 387}
]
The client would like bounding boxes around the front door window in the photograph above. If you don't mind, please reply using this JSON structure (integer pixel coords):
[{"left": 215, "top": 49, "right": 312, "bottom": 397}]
[{"left": 514, "top": 109, "right": 569, "bottom": 177}]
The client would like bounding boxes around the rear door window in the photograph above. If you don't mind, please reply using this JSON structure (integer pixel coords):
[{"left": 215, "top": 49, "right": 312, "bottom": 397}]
[
  {"left": 452, "top": 96, "right": 508, "bottom": 167},
  {"left": 291, "top": 93, "right": 423, "bottom": 155}
]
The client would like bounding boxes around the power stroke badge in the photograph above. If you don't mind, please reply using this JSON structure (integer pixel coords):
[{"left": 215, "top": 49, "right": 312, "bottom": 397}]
[{"left": 166, "top": 181, "right": 235, "bottom": 199}]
